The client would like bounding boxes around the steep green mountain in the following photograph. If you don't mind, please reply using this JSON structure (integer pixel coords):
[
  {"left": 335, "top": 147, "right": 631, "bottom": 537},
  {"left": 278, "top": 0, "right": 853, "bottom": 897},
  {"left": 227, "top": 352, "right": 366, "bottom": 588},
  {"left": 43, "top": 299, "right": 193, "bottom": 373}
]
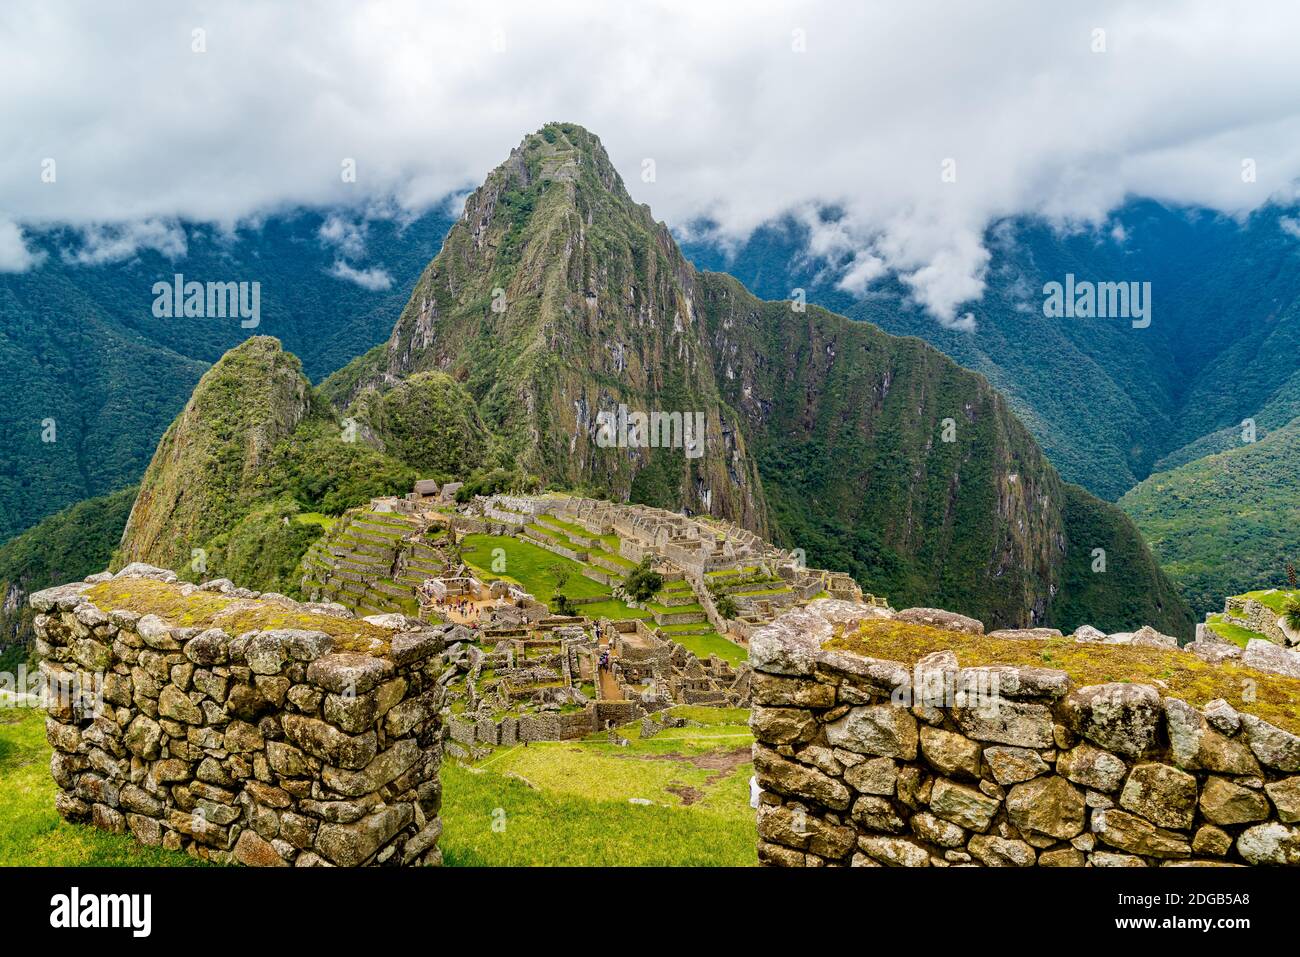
[
  {"left": 325, "top": 124, "right": 767, "bottom": 529},
  {"left": 115, "top": 336, "right": 419, "bottom": 581},
  {"left": 117, "top": 336, "right": 314, "bottom": 570},
  {"left": 0, "top": 208, "right": 453, "bottom": 544},
  {"left": 684, "top": 201, "right": 1300, "bottom": 503},
  {"left": 321, "top": 123, "right": 1190, "bottom": 635},
  {"left": 0, "top": 486, "right": 136, "bottom": 663},
  {"left": 350, "top": 371, "right": 493, "bottom": 476},
  {"left": 1119, "top": 415, "right": 1300, "bottom": 616}
]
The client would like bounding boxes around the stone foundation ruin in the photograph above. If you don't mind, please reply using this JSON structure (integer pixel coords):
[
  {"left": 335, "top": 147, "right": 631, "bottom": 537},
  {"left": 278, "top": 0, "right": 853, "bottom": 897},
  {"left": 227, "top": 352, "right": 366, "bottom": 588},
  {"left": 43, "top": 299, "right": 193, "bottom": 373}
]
[
  {"left": 750, "top": 600, "right": 1300, "bottom": 867},
  {"left": 30, "top": 565, "right": 447, "bottom": 866}
]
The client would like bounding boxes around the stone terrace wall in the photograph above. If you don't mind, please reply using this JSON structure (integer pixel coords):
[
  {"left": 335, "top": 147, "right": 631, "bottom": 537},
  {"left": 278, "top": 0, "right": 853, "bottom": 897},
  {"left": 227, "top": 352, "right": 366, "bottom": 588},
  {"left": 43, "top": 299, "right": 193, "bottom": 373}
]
[
  {"left": 750, "top": 600, "right": 1300, "bottom": 867},
  {"left": 30, "top": 565, "right": 446, "bottom": 867}
]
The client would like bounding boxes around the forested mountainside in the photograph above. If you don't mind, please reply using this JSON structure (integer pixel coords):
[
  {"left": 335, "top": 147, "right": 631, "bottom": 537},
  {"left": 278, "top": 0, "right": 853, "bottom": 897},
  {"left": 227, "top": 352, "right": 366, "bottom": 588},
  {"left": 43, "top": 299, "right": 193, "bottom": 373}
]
[
  {"left": 304, "top": 123, "right": 1190, "bottom": 634},
  {"left": 0, "top": 485, "right": 136, "bottom": 664},
  {"left": 1120, "top": 415, "right": 1300, "bottom": 615},
  {"left": 0, "top": 208, "right": 453, "bottom": 543},
  {"left": 684, "top": 200, "right": 1300, "bottom": 502}
]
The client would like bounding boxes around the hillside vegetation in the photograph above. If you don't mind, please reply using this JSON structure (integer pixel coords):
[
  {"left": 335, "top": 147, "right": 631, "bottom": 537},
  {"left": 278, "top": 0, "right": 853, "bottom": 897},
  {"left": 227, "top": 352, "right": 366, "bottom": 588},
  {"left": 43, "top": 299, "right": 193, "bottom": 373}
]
[
  {"left": 0, "top": 487, "right": 136, "bottom": 663},
  {"left": 0, "top": 210, "right": 453, "bottom": 544},
  {"left": 113, "top": 337, "right": 420, "bottom": 586},
  {"left": 316, "top": 123, "right": 1190, "bottom": 636},
  {"left": 1119, "top": 415, "right": 1300, "bottom": 615},
  {"left": 685, "top": 201, "right": 1300, "bottom": 504}
]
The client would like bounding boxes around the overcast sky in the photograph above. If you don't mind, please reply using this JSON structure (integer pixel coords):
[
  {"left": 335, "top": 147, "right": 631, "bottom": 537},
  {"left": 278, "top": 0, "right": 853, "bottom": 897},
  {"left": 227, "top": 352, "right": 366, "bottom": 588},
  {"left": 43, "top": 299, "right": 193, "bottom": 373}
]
[{"left": 4, "top": 0, "right": 1300, "bottom": 323}]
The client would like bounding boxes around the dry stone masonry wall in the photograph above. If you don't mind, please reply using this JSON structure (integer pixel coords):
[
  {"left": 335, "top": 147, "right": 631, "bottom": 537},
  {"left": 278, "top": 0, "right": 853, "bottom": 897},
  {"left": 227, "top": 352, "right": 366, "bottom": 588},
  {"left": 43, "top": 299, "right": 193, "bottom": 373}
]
[
  {"left": 750, "top": 600, "right": 1300, "bottom": 867},
  {"left": 31, "top": 564, "right": 446, "bottom": 866}
]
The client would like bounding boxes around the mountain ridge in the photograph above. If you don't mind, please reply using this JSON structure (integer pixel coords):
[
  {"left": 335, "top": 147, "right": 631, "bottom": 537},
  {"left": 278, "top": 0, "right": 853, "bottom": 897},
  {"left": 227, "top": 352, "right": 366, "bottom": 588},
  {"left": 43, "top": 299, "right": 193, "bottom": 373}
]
[{"left": 299, "top": 122, "right": 1190, "bottom": 634}]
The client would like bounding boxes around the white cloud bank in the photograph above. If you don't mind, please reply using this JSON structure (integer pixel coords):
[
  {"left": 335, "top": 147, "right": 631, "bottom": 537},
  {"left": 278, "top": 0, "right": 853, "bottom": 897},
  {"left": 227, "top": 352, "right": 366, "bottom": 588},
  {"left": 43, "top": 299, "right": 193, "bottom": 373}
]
[{"left": 4, "top": 1, "right": 1300, "bottom": 319}]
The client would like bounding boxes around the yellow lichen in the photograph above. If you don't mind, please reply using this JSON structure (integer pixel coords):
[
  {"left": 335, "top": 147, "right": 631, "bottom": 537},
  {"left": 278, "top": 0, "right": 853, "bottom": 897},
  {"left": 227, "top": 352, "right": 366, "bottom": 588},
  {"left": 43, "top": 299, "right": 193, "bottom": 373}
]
[
  {"left": 826, "top": 619, "right": 1300, "bottom": 735},
  {"left": 85, "top": 579, "right": 393, "bottom": 655}
]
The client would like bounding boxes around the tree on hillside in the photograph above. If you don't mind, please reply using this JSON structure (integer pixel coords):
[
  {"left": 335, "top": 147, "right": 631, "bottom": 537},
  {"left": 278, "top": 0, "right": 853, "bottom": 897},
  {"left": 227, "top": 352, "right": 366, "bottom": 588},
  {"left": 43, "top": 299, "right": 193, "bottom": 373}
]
[
  {"left": 623, "top": 557, "right": 663, "bottom": 603},
  {"left": 548, "top": 563, "right": 574, "bottom": 615},
  {"left": 715, "top": 594, "right": 739, "bottom": 620}
]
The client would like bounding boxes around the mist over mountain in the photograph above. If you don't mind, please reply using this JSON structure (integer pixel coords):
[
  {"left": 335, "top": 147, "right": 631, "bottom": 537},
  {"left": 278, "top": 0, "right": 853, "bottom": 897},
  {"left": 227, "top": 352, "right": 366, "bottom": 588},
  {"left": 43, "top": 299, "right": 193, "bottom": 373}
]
[{"left": 684, "top": 199, "right": 1300, "bottom": 502}]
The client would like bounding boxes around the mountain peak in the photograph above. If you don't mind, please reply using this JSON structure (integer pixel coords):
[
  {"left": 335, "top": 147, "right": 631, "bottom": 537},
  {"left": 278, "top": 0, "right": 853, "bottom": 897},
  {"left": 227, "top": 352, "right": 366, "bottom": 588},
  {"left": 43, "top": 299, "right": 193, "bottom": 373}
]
[
  {"left": 320, "top": 127, "right": 1191, "bottom": 635},
  {"left": 515, "top": 123, "right": 617, "bottom": 180},
  {"left": 477, "top": 121, "right": 634, "bottom": 218}
]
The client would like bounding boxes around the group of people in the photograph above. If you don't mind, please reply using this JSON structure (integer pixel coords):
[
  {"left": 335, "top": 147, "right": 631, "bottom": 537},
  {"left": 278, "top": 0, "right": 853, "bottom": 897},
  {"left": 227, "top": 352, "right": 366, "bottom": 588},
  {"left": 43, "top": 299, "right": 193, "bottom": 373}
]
[{"left": 430, "top": 594, "right": 480, "bottom": 626}]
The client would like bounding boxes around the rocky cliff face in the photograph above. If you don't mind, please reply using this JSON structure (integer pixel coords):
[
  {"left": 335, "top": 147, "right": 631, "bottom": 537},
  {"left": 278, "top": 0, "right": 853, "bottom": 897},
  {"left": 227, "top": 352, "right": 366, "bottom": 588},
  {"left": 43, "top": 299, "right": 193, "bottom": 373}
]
[{"left": 328, "top": 123, "right": 767, "bottom": 532}]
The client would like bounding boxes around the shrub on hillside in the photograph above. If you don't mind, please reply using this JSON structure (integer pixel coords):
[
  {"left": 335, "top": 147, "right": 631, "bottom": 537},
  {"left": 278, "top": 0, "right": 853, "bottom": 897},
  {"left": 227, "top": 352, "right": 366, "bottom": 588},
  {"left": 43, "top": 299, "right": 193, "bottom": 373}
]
[{"left": 623, "top": 557, "right": 663, "bottom": 603}]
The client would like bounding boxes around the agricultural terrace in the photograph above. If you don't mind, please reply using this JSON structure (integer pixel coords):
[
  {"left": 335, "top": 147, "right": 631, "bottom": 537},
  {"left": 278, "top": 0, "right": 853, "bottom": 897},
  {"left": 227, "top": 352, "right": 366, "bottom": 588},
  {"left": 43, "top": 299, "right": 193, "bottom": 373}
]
[{"left": 459, "top": 531, "right": 747, "bottom": 665}]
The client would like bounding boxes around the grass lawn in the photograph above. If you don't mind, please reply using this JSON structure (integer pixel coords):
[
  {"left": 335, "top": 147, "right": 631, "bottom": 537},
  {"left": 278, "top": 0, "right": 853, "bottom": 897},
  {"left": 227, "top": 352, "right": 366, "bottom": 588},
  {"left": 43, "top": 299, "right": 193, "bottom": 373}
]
[
  {"left": 460, "top": 534, "right": 611, "bottom": 600},
  {"left": 667, "top": 630, "right": 748, "bottom": 667},
  {"left": 578, "top": 598, "right": 651, "bottom": 622},
  {"left": 292, "top": 512, "right": 337, "bottom": 530},
  {"left": 534, "top": 514, "right": 593, "bottom": 539},
  {"left": 1206, "top": 613, "right": 1265, "bottom": 648},
  {"left": 0, "top": 704, "right": 757, "bottom": 867},
  {"left": 443, "top": 707, "right": 756, "bottom": 866},
  {"left": 1238, "top": 589, "right": 1300, "bottom": 614}
]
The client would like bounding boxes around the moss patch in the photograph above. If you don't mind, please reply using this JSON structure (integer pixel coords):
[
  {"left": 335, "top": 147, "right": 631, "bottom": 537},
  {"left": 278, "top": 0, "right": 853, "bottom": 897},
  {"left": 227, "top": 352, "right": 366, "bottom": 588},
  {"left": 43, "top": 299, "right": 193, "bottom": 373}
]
[
  {"left": 85, "top": 579, "right": 393, "bottom": 654},
  {"left": 826, "top": 618, "right": 1300, "bottom": 735}
]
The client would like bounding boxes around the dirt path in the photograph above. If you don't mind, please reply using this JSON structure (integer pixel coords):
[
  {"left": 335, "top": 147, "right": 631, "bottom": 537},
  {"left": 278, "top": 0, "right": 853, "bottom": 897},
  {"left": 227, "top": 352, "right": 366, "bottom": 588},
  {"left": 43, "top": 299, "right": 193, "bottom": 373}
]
[
  {"left": 598, "top": 665, "right": 621, "bottom": 700},
  {"left": 434, "top": 596, "right": 498, "bottom": 625},
  {"left": 597, "top": 633, "right": 624, "bottom": 700}
]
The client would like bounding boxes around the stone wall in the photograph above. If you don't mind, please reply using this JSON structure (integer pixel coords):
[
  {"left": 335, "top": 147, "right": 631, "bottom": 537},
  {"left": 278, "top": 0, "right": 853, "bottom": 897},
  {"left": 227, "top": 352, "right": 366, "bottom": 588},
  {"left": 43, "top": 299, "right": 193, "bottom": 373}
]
[
  {"left": 1223, "top": 595, "right": 1297, "bottom": 646},
  {"left": 30, "top": 566, "right": 446, "bottom": 867},
  {"left": 750, "top": 600, "right": 1300, "bottom": 867}
]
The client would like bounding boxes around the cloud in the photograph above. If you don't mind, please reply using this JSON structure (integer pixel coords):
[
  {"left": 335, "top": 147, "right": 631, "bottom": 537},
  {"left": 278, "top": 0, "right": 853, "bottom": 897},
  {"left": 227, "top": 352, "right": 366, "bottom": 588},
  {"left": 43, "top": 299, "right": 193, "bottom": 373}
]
[
  {"left": 63, "top": 220, "right": 187, "bottom": 265},
  {"left": 836, "top": 252, "right": 887, "bottom": 297},
  {"left": 318, "top": 215, "right": 368, "bottom": 258},
  {"left": 0, "top": 219, "right": 43, "bottom": 272},
  {"left": 329, "top": 260, "right": 393, "bottom": 290},
  {"left": 949, "top": 312, "right": 978, "bottom": 333},
  {"left": 5, "top": 1, "right": 1300, "bottom": 322}
]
